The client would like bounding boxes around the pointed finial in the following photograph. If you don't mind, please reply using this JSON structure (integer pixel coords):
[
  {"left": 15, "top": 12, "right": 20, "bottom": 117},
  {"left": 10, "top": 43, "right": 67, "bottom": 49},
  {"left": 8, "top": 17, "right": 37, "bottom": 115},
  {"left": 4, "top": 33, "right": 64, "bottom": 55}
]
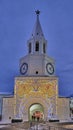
[{"left": 35, "top": 10, "right": 40, "bottom": 15}]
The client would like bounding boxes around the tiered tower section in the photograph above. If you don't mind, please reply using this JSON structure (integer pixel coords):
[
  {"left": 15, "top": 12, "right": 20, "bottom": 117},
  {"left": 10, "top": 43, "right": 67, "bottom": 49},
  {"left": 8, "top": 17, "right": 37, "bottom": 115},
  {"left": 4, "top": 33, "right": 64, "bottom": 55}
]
[{"left": 19, "top": 10, "right": 55, "bottom": 76}]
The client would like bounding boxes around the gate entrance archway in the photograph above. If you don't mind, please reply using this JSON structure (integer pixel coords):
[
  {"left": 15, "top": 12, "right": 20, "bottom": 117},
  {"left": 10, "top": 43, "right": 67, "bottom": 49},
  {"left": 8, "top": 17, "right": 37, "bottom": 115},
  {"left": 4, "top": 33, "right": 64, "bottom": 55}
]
[{"left": 29, "top": 103, "right": 44, "bottom": 121}]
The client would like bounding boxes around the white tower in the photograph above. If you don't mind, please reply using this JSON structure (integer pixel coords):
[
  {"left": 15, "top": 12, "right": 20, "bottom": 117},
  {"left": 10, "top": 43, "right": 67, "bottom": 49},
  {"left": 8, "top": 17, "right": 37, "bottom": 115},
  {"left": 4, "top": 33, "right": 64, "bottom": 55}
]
[
  {"left": 1, "top": 11, "right": 70, "bottom": 123},
  {"left": 19, "top": 10, "right": 55, "bottom": 76}
]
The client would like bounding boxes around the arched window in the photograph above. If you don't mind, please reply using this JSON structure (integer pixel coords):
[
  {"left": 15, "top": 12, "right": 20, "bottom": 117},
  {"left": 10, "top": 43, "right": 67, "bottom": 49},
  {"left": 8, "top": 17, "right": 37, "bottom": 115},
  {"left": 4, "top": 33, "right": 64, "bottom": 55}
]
[
  {"left": 29, "top": 43, "right": 31, "bottom": 53},
  {"left": 35, "top": 41, "right": 39, "bottom": 51},
  {"left": 43, "top": 43, "right": 46, "bottom": 53}
]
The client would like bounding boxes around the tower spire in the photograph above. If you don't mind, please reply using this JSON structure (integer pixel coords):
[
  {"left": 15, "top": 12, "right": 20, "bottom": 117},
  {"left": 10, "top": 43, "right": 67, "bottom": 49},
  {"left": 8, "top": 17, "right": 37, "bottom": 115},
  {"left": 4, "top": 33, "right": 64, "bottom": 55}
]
[
  {"left": 28, "top": 10, "right": 47, "bottom": 54},
  {"left": 30, "top": 10, "right": 44, "bottom": 38}
]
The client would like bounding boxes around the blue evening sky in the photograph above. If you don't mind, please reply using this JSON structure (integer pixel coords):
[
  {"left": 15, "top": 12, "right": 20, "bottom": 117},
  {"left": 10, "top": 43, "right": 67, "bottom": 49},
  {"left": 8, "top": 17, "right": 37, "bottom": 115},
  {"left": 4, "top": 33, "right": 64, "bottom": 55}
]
[{"left": 0, "top": 0, "right": 73, "bottom": 97}]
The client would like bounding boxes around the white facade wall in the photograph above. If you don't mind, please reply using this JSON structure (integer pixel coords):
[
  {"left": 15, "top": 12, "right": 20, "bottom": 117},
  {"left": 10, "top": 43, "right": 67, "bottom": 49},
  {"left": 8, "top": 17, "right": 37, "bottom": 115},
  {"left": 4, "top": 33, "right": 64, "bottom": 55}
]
[
  {"left": 0, "top": 97, "right": 14, "bottom": 124},
  {"left": 19, "top": 54, "right": 55, "bottom": 76}
]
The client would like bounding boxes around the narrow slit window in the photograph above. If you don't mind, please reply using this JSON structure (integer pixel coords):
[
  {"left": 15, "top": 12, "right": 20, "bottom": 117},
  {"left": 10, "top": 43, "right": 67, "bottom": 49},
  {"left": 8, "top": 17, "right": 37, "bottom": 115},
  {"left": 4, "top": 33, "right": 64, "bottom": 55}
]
[
  {"left": 35, "top": 41, "right": 39, "bottom": 51},
  {"left": 43, "top": 43, "right": 46, "bottom": 53},
  {"left": 29, "top": 43, "right": 31, "bottom": 53}
]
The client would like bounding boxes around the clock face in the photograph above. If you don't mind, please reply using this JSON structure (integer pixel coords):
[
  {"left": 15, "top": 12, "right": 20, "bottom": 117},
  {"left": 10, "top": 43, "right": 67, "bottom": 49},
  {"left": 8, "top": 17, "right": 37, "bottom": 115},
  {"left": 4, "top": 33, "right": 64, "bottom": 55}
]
[
  {"left": 20, "top": 63, "right": 28, "bottom": 75},
  {"left": 46, "top": 63, "right": 54, "bottom": 75}
]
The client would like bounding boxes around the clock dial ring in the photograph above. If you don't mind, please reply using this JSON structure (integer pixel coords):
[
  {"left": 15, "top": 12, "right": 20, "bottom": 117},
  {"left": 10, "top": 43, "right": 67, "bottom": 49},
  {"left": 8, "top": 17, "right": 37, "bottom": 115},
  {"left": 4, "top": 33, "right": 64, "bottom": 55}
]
[
  {"left": 46, "top": 63, "right": 54, "bottom": 75},
  {"left": 20, "top": 63, "right": 28, "bottom": 75}
]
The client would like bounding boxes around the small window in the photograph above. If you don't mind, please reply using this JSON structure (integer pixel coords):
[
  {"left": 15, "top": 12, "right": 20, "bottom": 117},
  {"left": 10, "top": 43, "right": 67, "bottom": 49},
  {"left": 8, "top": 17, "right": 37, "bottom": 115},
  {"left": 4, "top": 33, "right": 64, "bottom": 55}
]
[
  {"left": 29, "top": 43, "right": 31, "bottom": 53},
  {"left": 43, "top": 43, "right": 46, "bottom": 53},
  {"left": 35, "top": 41, "right": 39, "bottom": 51},
  {"left": 9, "top": 117, "right": 11, "bottom": 119},
  {"left": 36, "top": 71, "right": 38, "bottom": 74}
]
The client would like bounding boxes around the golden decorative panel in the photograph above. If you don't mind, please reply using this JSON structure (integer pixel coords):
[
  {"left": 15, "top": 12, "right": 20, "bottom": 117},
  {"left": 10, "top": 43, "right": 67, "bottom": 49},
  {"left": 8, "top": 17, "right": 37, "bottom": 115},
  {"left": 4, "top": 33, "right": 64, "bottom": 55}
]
[{"left": 15, "top": 77, "right": 58, "bottom": 98}]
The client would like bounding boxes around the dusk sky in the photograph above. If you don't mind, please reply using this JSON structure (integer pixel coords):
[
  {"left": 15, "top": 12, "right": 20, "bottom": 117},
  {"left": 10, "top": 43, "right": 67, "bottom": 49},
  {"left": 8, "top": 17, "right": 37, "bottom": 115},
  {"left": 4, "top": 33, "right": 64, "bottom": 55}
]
[{"left": 0, "top": 0, "right": 73, "bottom": 97}]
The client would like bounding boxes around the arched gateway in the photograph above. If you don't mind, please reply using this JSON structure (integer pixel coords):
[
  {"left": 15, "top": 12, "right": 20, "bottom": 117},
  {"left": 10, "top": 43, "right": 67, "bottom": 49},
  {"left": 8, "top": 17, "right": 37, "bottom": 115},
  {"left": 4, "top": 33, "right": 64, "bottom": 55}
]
[
  {"left": 18, "top": 95, "right": 50, "bottom": 121},
  {"left": 29, "top": 103, "right": 44, "bottom": 121},
  {"left": 18, "top": 97, "right": 49, "bottom": 121}
]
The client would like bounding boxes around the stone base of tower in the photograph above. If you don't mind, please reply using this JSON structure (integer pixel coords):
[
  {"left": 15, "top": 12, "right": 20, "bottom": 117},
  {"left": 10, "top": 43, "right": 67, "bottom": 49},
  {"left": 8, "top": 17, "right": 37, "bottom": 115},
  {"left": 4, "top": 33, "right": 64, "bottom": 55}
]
[
  {"left": 13, "top": 76, "right": 70, "bottom": 122},
  {"left": 0, "top": 77, "right": 70, "bottom": 123},
  {"left": 0, "top": 94, "right": 70, "bottom": 123}
]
